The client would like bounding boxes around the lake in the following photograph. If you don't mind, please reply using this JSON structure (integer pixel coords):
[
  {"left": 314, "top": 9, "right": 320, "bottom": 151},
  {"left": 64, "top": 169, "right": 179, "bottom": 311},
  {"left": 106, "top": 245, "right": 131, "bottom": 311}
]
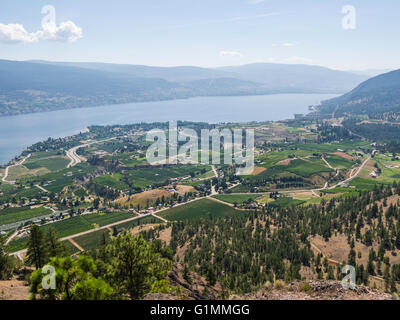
[{"left": 0, "top": 93, "right": 338, "bottom": 165}]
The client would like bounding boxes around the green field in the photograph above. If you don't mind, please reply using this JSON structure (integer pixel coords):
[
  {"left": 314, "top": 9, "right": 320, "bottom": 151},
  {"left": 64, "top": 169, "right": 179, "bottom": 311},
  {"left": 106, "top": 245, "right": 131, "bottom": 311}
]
[
  {"left": 22, "top": 163, "right": 97, "bottom": 193},
  {"left": 24, "top": 157, "right": 69, "bottom": 172},
  {"left": 125, "top": 165, "right": 210, "bottom": 189},
  {"left": 82, "top": 211, "right": 134, "bottom": 227},
  {"left": 350, "top": 177, "right": 391, "bottom": 191},
  {"left": 268, "top": 197, "right": 305, "bottom": 208},
  {"left": 293, "top": 141, "right": 371, "bottom": 153},
  {"left": 212, "top": 194, "right": 261, "bottom": 204},
  {"left": 249, "top": 158, "right": 332, "bottom": 181},
  {"left": 40, "top": 211, "right": 134, "bottom": 237},
  {"left": 325, "top": 154, "right": 354, "bottom": 168},
  {"left": 94, "top": 173, "right": 127, "bottom": 190},
  {"left": 7, "top": 236, "right": 30, "bottom": 253},
  {"left": 7, "top": 213, "right": 153, "bottom": 253},
  {"left": 64, "top": 240, "right": 81, "bottom": 255},
  {"left": 0, "top": 206, "right": 51, "bottom": 225},
  {"left": 114, "top": 215, "right": 162, "bottom": 230},
  {"left": 74, "top": 229, "right": 110, "bottom": 252},
  {"left": 159, "top": 199, "right": 242, "bottom": 221},
  {"left": 284, "top": 159, "right": 333, "bottom": 177}
]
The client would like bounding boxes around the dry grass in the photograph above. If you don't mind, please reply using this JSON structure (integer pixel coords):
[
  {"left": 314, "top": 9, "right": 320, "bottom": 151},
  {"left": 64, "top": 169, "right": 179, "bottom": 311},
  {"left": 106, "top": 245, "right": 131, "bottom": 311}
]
[
  {"left": 0, "top": 276, "right": 30, "bottom": 300},
  {"left": 129, "top": 224, "right": 161, "bottom": 236},
  {"left": 360, "top": 160, "right": 377, "bottom": 179},
  {"left": 251, "top": 166, "right": 267, "bottom": 175},
  {"left": 158, "top": 226, "right": 172, "bottom": 246},
  {"left": 331, "top": 152, "right": 354, "bottom": 161},
  {"left": 117, "top": 189, "right": 172, "bottom": 208},
  {"left": 311, "top": 233, "right": 400, "bottom": 266},
  {"left": 176, "top": 185, "right": 195, "bottom": 195},
  {"left": 276, "top": 159, "right": 294, "bottom": 166}
]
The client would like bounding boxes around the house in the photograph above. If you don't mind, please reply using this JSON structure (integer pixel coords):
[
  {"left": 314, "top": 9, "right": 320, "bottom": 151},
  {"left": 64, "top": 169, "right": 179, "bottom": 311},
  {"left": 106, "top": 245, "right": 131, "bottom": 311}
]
[{"left": 370, "top": 171, "right": 378, "bottom": 178}]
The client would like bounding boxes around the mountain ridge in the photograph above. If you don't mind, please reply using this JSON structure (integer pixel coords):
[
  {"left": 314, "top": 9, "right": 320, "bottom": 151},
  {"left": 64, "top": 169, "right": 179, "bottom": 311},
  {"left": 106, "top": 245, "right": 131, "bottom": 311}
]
[
  {"left": 318, "top": 68, "right": 400, "bottom": 119},
  {"left": 0, "top": 59, "right": 369, "bottom": 117}
]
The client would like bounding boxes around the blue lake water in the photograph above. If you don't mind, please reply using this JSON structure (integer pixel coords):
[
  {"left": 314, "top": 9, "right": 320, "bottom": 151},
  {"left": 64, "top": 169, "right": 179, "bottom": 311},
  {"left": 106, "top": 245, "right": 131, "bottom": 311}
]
[{"left": 0, "top": 93, "right": 338, "bottom": 165}]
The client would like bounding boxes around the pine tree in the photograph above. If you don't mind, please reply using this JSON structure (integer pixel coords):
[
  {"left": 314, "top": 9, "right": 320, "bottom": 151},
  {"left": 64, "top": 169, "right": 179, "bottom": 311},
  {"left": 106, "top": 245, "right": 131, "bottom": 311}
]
[{"left": 27, "top": 225, "right": 46, "bottom": 269}]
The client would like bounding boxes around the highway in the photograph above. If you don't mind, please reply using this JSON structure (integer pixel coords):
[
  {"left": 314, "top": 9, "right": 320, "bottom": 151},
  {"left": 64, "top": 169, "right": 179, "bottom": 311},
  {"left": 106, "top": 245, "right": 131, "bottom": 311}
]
[
  {"left": 66, "top": 137, "right": 116, "bottom": 168},
  {"left": 1, "top": 154, "right": 31, "bottom": 184}
]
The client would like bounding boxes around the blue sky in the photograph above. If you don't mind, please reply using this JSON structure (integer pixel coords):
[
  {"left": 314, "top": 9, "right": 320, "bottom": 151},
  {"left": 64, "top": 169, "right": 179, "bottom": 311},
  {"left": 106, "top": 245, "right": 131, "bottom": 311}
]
[{"left": 0, "top": 0, "right": 399, "bottom": 70}]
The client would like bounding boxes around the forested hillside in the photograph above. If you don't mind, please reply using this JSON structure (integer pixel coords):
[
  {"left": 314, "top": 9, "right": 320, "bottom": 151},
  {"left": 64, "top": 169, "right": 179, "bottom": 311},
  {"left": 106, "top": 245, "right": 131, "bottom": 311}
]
[{"left": 319, "top": 69, "right": 400, "bottom": 120}]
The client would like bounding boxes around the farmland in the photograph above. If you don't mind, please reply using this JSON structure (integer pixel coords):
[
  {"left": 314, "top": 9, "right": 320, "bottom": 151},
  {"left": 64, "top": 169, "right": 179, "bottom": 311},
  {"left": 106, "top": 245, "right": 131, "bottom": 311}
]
[
  {"left": 212, "top": 194, "right": 261, "bottom": 205},
  {"left": 116, "top": 188, "right": 174, "bottom": 208},
  {"left": 0, "top": 206, "right": 51, "bottom": 226},
  {"left": 74, "top": 229, "right": 110, "bottom": 252},
  {"left": 159, "top": 198, "right": 243, "bottom": 221},
  {"left": 7, "top": 212, "right": 154, "bottom": 253}
]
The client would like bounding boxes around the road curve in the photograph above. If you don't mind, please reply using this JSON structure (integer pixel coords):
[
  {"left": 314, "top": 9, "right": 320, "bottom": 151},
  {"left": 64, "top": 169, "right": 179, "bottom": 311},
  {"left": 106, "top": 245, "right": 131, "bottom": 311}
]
[
  {"left": 66, "top": 137, "right": 116, "bottom": 168},
  {"left": 2, "top": 154, "right": 31, "bottom": 184}
]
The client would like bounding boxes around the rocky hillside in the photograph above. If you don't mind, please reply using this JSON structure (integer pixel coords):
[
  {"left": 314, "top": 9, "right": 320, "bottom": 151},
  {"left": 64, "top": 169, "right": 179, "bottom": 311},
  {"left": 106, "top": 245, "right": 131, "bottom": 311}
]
[{"left": 143, "top": 264, "right": 395, "bottom": 301}]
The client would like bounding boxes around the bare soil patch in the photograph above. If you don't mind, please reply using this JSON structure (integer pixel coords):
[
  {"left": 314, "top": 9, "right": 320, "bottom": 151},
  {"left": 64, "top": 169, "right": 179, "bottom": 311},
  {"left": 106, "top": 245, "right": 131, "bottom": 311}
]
[
  {"left": 176, "top": 185, "right": 195, "bottom": 195},
  {"left": 117, "top": 189, "right": 172, "bottom": 208},
  {"left": 251, "top": 166, "right": 267, "bottom": 175},
  {"left": 331, "top": 152, "right": 354, "bottom": 160},
  {"left": 0, "top": 276, "right": 30, "bottom": 300},
  {"left": 158, "top": 226, "right": 172, "bottom": 246},
  {"left": 276, "top": 159, "right": 295, "bottom": 166}
]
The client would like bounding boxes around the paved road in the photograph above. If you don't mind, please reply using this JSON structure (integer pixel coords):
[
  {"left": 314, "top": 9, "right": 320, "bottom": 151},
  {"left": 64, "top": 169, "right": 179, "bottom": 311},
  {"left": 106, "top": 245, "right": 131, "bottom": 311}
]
[
  {"left": 9, "top": 195, "right": 208, "bottom": 257},
  {"left": 9, "top": 151, "right": 375, "bottom": 257},
  {"left": 35, "top": 184, "right": 49, "bottom": 193},
  {"left": 322, "top": 156, "right": 334, "bottom": 169},
  {"left": 280, "top": 151, "right": 374, "bottom": 194},
  {"left": 2, "top": 154, "right": 31, "bottom": 184},
  {"left": 5, "top": 230, "right": 18, "bottom": 245},
  {"left": 66, "top": 138, "right": 116, "bottom": 168}
]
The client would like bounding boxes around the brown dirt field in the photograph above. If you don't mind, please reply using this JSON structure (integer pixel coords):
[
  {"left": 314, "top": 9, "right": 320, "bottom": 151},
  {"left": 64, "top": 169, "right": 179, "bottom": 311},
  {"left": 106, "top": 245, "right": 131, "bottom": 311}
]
[
  {"left": 176, "top": 242, "right": 189, "bottom": 262},
  {"left": 309, "top": 174, "right": 327, "bottom": 186},
  {"left": 158, "top": 227, "right": 172, "bottom": 246},
  {"left": 290, "top": 191, "right": 315, "bottom": 198},
  {"left": 117, "top": 189, "right": 172, "bottom": 208},
  {"left": 276, "top": 159, "right": 294, "bottom": 165},
  {"left": 129, "top": 224, "right": 162, "bottom": 236},
  {"left": 0, "top": 276, "right": 30, "bottom": 300},
  {"left": 310, "top": 234, "right": 400, "bottom": 266},
  {"left": 331, "top": 152, "right": 354, "bottom": 160},
  {"left": 309, "top": 234, "right": 400, "bottom": 291},
  {"left": 311, "top": 234, "right": 369, "bottom": 265},
  {"left": 251, "top": 166, "right": 267, "bottom": 175},
  {"left": 176, "top": 185, "right": 195, "bottom": 195}
]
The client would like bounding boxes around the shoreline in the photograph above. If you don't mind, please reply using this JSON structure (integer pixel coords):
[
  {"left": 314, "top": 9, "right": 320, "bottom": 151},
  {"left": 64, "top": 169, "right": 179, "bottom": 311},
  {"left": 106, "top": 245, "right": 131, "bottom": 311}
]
[
  {"left": 0, "top": 91, "right": 340, "bottom": 119},
  {"left": 0, "top": 93, "right": 338, "bottom": 166}
]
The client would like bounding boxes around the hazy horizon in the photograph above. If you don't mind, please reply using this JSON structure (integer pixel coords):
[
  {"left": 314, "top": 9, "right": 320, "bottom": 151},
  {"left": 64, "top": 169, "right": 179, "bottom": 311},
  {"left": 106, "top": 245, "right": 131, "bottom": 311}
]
[{"left": 1, "top": 1, "right": 399, "bottom": 71}]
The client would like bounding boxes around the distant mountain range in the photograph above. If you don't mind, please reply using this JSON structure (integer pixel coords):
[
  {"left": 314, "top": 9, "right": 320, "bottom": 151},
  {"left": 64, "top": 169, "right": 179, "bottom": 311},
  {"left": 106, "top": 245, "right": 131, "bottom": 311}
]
[
  {"left": 318, "top": 69, "right": 400, "bottom": 119},
  {"left": 0, "top": 59, "right": 370, "bottom": 117},
  {"left": 348, "top": 69, "right": 393, "bottom": 77}
]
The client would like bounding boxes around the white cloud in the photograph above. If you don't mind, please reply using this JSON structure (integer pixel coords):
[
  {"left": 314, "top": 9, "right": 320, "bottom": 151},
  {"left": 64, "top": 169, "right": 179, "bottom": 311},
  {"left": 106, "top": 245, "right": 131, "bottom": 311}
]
[
  {"left": 284, "top": 56, "right": 313, "bottom": 64},
  {"left": 219, "top": 50, "right": 244, "bottom": 59},
  {"left": 282, "top": 42, "right": 299, "bottom": 47},
  {"left": 0, "top": 21, "right": 82, "bottom": 44},
  {"left": 272, "top": 41, "right": 300, "bottom": 47}
]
